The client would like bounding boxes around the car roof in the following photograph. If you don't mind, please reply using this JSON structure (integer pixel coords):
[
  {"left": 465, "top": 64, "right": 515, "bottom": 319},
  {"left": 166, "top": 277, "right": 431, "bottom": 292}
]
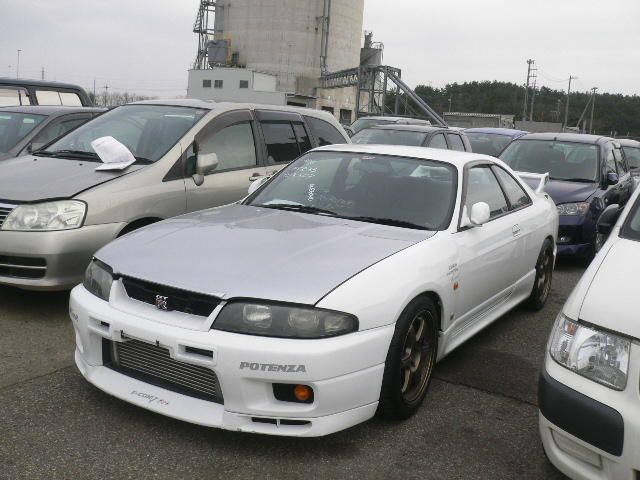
[
  {"left": 0, "top": 105, "right": 104, "bottom": 115},
  {"left": 517, "top": 132, "right": 613, "bottom": 145},
  {"left": 358, "top": 116, "right": 427, "bottom": 122},
  {"left": 364, "top": 125, "right": 450, "bottom": 133},
  {"left": 465, "top": 128, "right": 528, "bottom": 137},
  {"left": 313, "top": 143, "right": 493, "bottom": 167},
  {"left": 0, "top": 78, "right": 86, "bottom": 90},
  {"left": 618, "top": 139, "right": 640, "bottom": 148}
]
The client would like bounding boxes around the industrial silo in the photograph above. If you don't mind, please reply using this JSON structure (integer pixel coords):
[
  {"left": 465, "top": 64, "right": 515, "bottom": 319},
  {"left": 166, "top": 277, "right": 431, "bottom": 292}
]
[{"left": 212, "top": 0, "right": 365, "bottom": 96}]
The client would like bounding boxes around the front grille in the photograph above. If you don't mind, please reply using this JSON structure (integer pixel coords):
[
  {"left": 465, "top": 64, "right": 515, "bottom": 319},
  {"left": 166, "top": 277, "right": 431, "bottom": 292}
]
[
  {"left": 0, "top": 204, "right": 15, "bottom": 228},
  {"left": 121, "top": 277, "right": 221, "bottom": 317},
  {"left": 0, "top": 255, "right": 46, "bottom": 279},
  {"left": 104, "top": 338, "right": 223, "bottom": 404}
]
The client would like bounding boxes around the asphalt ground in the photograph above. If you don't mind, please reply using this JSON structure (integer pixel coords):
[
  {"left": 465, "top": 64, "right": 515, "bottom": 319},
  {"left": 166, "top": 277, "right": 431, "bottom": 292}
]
[{"left": 0, "top": 261, "right": 586, "bottom": 480}]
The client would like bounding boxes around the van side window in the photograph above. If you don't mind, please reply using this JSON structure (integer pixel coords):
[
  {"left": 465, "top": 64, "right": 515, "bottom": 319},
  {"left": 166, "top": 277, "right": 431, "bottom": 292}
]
[
  {"left": 429, "top": 133, "right": 447, "bottom": 150},
  {"left": 447, "top": 134, "right": 466, "bottom": 151},
  {"left": 60, "top": 92, "right": 82, "bottom": 107},
  {"left": 292, "top": 122, "right": 312, "bottom": 155},
  {"left": 261, "top": 121, "right": 301, "bottom": 164},
  {"left": 614, "top": 148, "right": 628, "bottom": 174},
  {"left": 305, "top": 117, "right": 345, "bottom": 146},
  {"left": 198, "top": 121, "right": 258, "bottom": 172},
  {"left": 35, "top": 90, "right": 62, "bottom": 106}
]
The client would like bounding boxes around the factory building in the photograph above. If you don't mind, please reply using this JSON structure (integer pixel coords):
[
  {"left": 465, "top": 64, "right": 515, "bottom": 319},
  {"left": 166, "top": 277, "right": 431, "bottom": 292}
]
[{"left": 187, "top": 0, "right": 365, "bottom": 124}]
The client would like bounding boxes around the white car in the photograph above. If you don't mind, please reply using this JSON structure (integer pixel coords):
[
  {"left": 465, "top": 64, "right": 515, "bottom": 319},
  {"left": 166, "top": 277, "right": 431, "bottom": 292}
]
[
  {"left": 540, "top": 188, "right": 640, "bottom": 479},
  {"left": 71, "top": 144, "right": 558, "bottom": 437}
]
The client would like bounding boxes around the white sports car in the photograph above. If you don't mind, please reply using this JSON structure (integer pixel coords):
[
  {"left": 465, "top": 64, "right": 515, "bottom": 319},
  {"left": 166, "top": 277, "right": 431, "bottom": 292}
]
[
  {"left": 540, "top": 187, "right": 640, "bottom": 479},
  {"left": 71, "top": 144, "right": 558, "bottom": 437}
]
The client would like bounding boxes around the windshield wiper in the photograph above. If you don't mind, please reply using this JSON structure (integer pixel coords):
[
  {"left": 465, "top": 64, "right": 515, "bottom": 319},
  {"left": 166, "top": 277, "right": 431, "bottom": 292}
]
[
  {"left": 255, "top": 203, "right": 337, "bottom": 216},
  {"left": 550, "top": 177, "right": 594, "bottom": 183},
  {"left": 37, "top": 150, "right": 100, "bottom": 160},
  {"left": 133, "top": 157, "right": 154, "bottom": 165},
  {"left": 342, "top": 216, "right": 430, "bottom": 230}
]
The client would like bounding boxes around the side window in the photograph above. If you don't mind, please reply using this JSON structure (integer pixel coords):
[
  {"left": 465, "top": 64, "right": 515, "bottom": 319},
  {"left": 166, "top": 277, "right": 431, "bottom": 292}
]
[
  {"left": 493, "top": 166, "right": 532, "bottom": 210},
  {"left": 35, "top": 90, "right": 62, "bottom": 106},
  {"left": 429, "top": 133, "right": 447, "bottom": 150},
  {"left": 261, "top": 121, "right": 301, "bottom": 164},
  {"left": 604, "top": 145, "right": 617, "bottom": 174},
  {"left": 466, "top": 167, "right": 509, "bottom": 219},
  {"left": 32, "top": 117, "right": 88, "bottom": 147},
  {"left": 292, "top": 122, "right": 312, "bottom": 155},
  {"left": 447, "top": 134, "right": 465, "bottom": 152},
  {"left": 199, "top": 121, "right": 258, "bottom": 172},
  {"left": 0, "top": 88, "right": 30, "bottom": 107},
  {"left": 613, "top": 148, "right": 628, "bottom": 174},
  {"left": 59, "top": 92, "right": 82, "bottom": 106},
  {"left": 306, "top": 116, "right": 346, "bottom": 146}
]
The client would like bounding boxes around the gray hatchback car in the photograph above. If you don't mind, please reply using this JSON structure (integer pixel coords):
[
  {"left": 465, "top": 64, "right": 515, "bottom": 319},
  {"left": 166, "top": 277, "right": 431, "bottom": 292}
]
[{"left": 0, "top": 99, "right": 349, "bottom": 290}]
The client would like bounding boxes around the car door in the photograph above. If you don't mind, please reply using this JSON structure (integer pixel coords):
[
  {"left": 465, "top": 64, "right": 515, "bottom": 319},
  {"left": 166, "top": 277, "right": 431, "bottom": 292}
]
[
  {"left": 185, "top": 110, "right": 267, "bottom": 212},
  {"left": 452, "top": 164, "right": 521, "bottom": 323},
  {"left": 613, "top": 145, "right": 633, "bottom": 204},
  {"left": 256, "top": 110, "right": 312, "bottom": 177}
]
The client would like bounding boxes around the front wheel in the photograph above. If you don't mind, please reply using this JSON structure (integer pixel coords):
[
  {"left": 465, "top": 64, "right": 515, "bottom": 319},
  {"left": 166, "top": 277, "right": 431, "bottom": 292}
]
[
  {"left": 377, "top": 296, "right": 438, "bottom": 420},
  {"left": 525, "top": 239, "right": 554, "bottom": 311}
]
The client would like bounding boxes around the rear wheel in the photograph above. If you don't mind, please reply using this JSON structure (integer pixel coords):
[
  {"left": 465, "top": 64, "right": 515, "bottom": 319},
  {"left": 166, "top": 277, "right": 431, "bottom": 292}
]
[
  {"left": 525, "top": 239, "right": 554, "bottom": 311},
  {"left": 377, "top": 296, "right": 438, "bottom": 420}
]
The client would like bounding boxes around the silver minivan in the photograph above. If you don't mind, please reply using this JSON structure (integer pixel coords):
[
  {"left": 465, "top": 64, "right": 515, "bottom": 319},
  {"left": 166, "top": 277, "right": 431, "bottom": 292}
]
[{"left": 0, "top": 99, "right": 349, "bottom": 290}]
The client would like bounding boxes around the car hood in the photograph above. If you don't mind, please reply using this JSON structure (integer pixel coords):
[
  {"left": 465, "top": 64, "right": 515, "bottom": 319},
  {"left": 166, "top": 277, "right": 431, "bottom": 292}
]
[
  {"left": 96, "top": 204, "right": 433, "bottom": 305},
  {"left": 0, "top": 155, "right": 145, "bottom": 202},
  {"left": 580, "top": 238, "right": 640, "bottom": 338},
  {"left": 521, "top": 177, "right": 598, "bottom": 204}
]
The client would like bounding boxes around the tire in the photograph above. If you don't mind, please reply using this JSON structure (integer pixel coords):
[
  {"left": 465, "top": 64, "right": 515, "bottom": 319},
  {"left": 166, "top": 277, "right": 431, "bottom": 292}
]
[
  {"left": 525, "top": 239, "right": 554, "bottom": 311},
  {"left": 377, "top": 296, "right": 439, "bottom": 420}
]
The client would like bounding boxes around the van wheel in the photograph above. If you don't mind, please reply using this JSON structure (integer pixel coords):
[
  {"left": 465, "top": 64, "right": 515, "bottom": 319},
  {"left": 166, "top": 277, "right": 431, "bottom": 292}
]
[
  {"left": 525, "top": 239, "right": 554, "bottom": 311},
  {"left": 377, "top": 296, "right": 438, "bottom": 420}
]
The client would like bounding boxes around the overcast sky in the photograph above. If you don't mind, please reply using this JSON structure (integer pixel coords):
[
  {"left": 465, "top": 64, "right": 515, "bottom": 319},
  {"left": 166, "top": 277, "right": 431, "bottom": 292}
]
[{"left": 1, "top": 0, "right": 638, "bottom": 97}]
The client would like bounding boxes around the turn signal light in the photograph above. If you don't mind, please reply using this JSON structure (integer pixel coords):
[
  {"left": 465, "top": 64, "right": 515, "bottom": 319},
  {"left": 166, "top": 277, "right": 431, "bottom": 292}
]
[
  {"left": 273, "top": 383, "right": 314, "bottom": 404},
  {"left": 294, "top": 385, "right": 312, "bottom": 402}
]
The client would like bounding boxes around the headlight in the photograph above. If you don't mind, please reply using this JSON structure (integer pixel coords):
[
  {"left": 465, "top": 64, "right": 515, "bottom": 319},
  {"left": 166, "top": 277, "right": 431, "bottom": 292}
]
[
  {"left": 212, "top": 302, "right": 358, "bottom": 339},
  {"left": 557, "top": 202, "right": 589, "bottom": 216},
  {"left": 2, "top": 200, "right": 86, "bottom": 231},
  {"left": 549, "top": 314, "right": 631, "bottom": 391},
  {"left": 83, "top": 260, "right": 113, "bottom": 301}
]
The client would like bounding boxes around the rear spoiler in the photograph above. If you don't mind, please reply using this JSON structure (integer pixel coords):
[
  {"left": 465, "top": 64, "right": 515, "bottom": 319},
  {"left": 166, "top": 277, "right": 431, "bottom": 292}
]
[{"left": 516, "top": 171, "right": 549, "bottom": 195}]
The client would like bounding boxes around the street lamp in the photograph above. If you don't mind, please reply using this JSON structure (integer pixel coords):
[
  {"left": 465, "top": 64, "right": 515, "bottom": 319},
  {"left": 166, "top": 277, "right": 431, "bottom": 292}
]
[{"left": 16, "top": 49, "right": 22, "bottom": 79}]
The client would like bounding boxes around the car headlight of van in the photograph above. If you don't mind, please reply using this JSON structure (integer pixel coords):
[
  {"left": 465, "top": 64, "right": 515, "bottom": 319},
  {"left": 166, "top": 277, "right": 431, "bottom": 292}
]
[
  {"left": 2, "top": 200, "right": 86, "bottom": 231},
  {"left": 83, "top": 260, "right": 113, "bottom": 301},
  {"left": 549, "top": 314, "right": 631, "bottom": 391},
  {"left": 557, "top": 202, "right": 589, "bottom": 216},
  {"left": 212, "top": 302, "right": 358, "bottom": 339}
]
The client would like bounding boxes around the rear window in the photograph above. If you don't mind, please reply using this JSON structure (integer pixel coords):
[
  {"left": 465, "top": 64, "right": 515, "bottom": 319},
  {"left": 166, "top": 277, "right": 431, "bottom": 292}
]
[
  {"left": 352, "top": 128, "right": 427, "bottom": 147},
  {"left": 306, "top": 116, "right": 346, "bottom": 146},
  {"left": 467, "top": 133, "right": 513, "bottom": 157}
]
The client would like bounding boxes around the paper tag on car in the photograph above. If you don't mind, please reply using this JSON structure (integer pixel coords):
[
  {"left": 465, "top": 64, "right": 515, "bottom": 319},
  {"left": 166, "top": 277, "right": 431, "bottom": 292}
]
[{"left": 91, "top": 136, "right": 136, "bottom": 171}]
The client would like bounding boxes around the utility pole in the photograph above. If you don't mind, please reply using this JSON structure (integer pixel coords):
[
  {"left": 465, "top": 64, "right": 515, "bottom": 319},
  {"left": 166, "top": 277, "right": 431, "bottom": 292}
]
[
  {"left": 563, "top": 75, "right": 577, "bottom": 129},
  {"left": 93, "top": 77, "right": 97, "bottom": 99},
  {"left": 448, "top": 96, "right": 452, "bottom": 113},
  {"left": 529, "top": 64, "right": 538, "bottom": 121},
  {"left": 103, "top": 84, "right": 110, "bottom": 107},
  {"left": 589, "top": 87, "right": 598, "bottom": 134},
  {"left": 522, "top": 59, "right": 534, "bottom": 121},
  {"left": 16, "top": 49, "right": 21, "bottom": 79},
  {"left": 41, "top": 67, "right": 45, "bottom": 80}
]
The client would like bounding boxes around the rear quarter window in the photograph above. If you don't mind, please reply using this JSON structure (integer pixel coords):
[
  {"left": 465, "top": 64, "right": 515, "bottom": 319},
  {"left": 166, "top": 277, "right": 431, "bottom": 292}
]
[{"left": 305, "top": 117, "right": 346, "bottom": 146}]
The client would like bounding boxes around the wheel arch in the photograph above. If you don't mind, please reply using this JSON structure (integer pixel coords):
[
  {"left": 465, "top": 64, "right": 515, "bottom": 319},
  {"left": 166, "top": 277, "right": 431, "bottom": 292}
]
[
  {"left": 117, "top": 217, "right": 163, "bottom": 237},
  {"left": 413, "top": 291, "right": 444, "bottom": 333}
]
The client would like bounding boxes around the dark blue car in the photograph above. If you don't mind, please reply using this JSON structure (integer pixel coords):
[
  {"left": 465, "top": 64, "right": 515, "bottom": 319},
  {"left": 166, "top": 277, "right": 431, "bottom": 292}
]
[
  {"left": 500, "top": 133, "right": 634, "bottom": 259},
  {"left": 465, "top": 128, "right": 528, "bottom": 157}
]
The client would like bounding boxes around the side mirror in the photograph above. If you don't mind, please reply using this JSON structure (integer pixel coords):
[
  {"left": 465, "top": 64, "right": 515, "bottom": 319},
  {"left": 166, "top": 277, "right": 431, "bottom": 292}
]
[
  {"left": 248, "top": 175, "right": 270, "bottom": 196},
  {"left": 597, "top": 204, "right": 621, "bottom": 235},
  {"left": 344, "top": 126, "right": 355, "bottom": 137},
  {"left": 26, "top": 142, "right": 45, "bottom": 154},
  {"left": 192, "top": 152, "right": 219, "bottom": 187},
  {"left": 461, "top": 202, "right": 491, "bottom": 228},
  {"left": 606, "top": 171, "right": 619, "bottom": 186}
]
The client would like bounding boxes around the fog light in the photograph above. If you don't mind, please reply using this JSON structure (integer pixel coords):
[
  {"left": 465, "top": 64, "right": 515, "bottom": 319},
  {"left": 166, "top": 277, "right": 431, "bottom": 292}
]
[
  {"left": 294, "top": 385, "right": 312, "bottom": 402},
  {"left": 558, "top": 236, "right": 572, "bottom": 244}
]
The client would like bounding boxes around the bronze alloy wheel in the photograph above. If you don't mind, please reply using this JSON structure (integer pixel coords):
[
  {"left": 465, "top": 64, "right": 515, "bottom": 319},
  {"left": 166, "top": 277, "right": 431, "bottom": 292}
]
[
  {"left": 536, "top": 248, "right": 553, "bottom": 305},
  {"left": 400, "top": 310, "right": 437, "bottom": 405}
]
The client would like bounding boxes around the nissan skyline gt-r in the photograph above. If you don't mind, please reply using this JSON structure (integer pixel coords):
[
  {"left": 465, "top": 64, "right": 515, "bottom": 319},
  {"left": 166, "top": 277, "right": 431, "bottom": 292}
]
[{"left": 70, "top": 144, "right": 558, "bottom": 437}]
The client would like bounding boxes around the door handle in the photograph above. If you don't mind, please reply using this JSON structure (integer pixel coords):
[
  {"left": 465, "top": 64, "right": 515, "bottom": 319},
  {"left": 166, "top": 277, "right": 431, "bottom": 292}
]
[
  {"left": 249, "top": 173, "right": 264, "bottom": 182},
  {"left": 512, "top": 225, "right": 521, "bottom": 237}
]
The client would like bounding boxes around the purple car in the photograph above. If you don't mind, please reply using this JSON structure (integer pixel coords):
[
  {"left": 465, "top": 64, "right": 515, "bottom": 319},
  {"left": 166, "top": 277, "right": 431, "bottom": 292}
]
[
  {"left": 500, "top": 133, "right": 635, "bottom": 259},
  {"left": 465, "top": 128, "right": 528, "bottom": 157}
]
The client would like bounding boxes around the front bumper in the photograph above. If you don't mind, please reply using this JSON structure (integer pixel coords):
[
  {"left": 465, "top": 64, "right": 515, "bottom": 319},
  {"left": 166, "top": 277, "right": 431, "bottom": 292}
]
[
  {"left": 0, "top": 223, "right": 123, "bottom": 290},
  {"left": 70, "top": 284, "right": 392, "bottom": 437},
  {"left": 539, "top": 351, "right": 640, "bottom": 480},
  {"left": 557, "top": 214, "right": 597, "bottom": 257}
]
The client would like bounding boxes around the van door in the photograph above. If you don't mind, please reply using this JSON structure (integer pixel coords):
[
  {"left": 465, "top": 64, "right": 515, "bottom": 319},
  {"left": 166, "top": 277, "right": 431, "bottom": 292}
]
[
  {"left": 255, "top": 110, "right": 311, "bottom": 177},
  {"left": 185, "top": 110, "right": 267, "bottom": 212}
]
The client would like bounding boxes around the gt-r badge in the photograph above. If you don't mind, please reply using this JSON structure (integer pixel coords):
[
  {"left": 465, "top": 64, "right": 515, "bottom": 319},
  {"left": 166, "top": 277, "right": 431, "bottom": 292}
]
[{"left": 155, "top": 295, "right": 169, "bottom": 310}]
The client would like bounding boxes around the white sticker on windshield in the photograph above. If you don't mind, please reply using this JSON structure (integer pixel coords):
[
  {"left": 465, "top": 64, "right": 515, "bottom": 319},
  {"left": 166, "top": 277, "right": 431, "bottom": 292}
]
[{"left": 92, "top": 136, "right": 136, "bottom": 171}]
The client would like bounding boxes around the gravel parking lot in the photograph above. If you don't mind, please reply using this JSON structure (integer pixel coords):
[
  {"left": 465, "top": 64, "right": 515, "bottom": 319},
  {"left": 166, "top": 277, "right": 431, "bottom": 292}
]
[{"left": 0, "top": 261, "right": 585, "bottom": 480}]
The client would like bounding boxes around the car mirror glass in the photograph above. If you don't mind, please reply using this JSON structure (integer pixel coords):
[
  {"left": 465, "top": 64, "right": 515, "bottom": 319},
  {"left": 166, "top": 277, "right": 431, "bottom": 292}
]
[
  {"left": 597, "top": 204, "right": 621, "bottom": 236},
  {"left": 606, "top": 172, "right": 619, "bottom": 185}
]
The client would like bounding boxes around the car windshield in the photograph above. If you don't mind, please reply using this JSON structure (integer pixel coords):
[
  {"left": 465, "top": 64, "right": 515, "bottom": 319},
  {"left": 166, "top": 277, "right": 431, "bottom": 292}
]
[
  {"left": 40, "top": 105, "right": 207, "bottom": 162},
  {"left": 466, "top": 133, "right": 512, "bottom": 157},
  {"left": 0, "top": 112, "right": 47, "bottom": 153},
  {"left": 622, "top": 146, "right": 640, "bottom": 170},
  {"left": 500, "top": 139, "right": 599, "bottom": 182},
  {"left": 350, "top": 118, "right": 394, "bottom": 134},
  {"left": 246, "top": 151, "right": 457, "bottom": 231},
  {"left": 352, "top": 128, "right": 428, "bottom": 147}
]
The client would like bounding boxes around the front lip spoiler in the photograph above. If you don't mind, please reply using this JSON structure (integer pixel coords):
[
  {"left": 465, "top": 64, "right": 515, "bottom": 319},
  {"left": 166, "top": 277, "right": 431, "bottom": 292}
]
[{"left": 538, "top": 367, "right": 624, "bottom": 456}]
